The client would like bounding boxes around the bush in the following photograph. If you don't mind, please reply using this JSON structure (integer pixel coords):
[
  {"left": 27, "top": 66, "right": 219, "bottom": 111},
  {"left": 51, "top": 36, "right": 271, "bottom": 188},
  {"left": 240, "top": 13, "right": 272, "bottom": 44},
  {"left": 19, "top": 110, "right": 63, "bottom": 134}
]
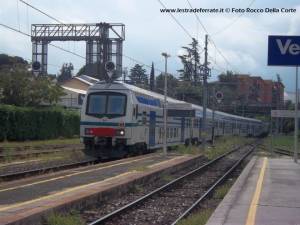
[{"left": 0, "top": 105, "right": 80, "bottom": 141}]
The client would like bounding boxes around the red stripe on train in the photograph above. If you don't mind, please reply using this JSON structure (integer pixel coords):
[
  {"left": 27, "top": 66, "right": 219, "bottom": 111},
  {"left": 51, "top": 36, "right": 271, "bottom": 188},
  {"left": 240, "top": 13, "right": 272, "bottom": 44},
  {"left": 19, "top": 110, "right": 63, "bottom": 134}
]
[{"left": 87, "top": 128, "right": 116, "bottom": 137}]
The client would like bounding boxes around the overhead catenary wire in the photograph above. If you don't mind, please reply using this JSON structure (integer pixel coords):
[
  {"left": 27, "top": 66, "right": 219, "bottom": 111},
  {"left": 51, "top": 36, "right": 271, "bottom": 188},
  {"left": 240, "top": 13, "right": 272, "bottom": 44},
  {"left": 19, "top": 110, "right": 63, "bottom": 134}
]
[
  {"left": 186, "top": 0, "right": 239, "bottom": 73},
  {"left": 157, "top": 0, "right": 231, "bottom": 74},
  {"left": 0, "top": 23, "right": 85, "bottom": 59},
  {"left": 211, "top": 0, "right": 256, "bottom": 36}
]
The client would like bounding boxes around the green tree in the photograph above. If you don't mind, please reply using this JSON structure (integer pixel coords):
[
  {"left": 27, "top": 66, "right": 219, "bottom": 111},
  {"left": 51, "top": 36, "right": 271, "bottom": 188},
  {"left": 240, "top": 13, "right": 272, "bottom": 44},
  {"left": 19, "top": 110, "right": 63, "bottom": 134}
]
[
  {"left": 178, "top": 38, "right": 200, "bottom": 83},
  {"left": 218, "top": 71, "right": 236, "bottom": 82},
  {"left": 155, "top": 73, "right": 178, "bottom": 97},
  {"left": 149, "top": 62, "right": 155, "bottom": 91},
  {"left": 129, "top": 64, "right": 148, "bottom": 87},
  {"left": 57, "top": 63, "right": 74, "bottom": 83},
  {"left": 0, "top": 64, "right": 65, "bottom": 106}
]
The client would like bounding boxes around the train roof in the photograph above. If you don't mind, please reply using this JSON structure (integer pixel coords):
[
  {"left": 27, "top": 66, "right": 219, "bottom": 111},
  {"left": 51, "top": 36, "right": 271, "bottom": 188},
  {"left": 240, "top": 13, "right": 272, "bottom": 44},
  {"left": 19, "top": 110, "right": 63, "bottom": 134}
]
[{"left": 89, "top": 81, "right": 261, "bottom": 123}]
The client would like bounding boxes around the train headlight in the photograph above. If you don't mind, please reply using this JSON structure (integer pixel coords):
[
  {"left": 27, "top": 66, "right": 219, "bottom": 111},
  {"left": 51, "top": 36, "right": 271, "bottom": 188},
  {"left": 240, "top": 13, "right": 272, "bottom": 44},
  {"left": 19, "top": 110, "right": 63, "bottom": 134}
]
[
  {"left": 116, "top": 129, "right": 125, "bottom": 136},
  {"left": 85, "top": 128, "right": 94, "bottom": 135}
]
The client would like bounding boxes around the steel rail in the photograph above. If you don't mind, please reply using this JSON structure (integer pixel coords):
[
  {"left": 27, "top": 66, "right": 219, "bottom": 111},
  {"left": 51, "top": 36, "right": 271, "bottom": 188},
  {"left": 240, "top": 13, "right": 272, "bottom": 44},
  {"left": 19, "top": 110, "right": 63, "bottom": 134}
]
[
  {"left": 171, "top": 145, "right": 255, "bottom": 224},
  {"left": 0, "top": 158, "right": 97, "bottom": 181},
  {"left": 88, "top": 142, "right": 256, "bottom": 225}
]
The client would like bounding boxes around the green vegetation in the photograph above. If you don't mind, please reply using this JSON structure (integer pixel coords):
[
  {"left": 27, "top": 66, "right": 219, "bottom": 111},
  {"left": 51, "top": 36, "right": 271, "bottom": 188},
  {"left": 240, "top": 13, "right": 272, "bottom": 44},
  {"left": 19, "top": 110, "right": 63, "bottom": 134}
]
[
  {"left": 0, "top": 56, "right": 65, "bottom": 107},
  {"left": 2, "top": 147, "right": 12, "bottom": 162},
  {"left": 131, "top": 165, "right": 149, "bottom": 172},
  {"left": 174, "top": 137, "right": 252, "bottom": 160},
  {"left": 204, "top": 137, "right": 252, "bottom": 160},
  {"left": 213, "top": 183, "right": 232, "bottom": 200},
  {"left": 0, "top": 105, "right": 80, "bottom": 141},
  {"left": 0, "top": 138, "right": 80, "bottom": 148},
  {"left": 177, "top": 209, "right": 213, "bottom": 225},
  {"left": 161, "top": 174, "right": 173, "bottom": 182},
  {"left": 270, "top": 135, "right": 294, "bottom": 150},
  {"left": 46, "top": 212, "right": 83, "bottom": 225},
  {"left": 175, "top": 144, "right": 201, "bottom": 155}
]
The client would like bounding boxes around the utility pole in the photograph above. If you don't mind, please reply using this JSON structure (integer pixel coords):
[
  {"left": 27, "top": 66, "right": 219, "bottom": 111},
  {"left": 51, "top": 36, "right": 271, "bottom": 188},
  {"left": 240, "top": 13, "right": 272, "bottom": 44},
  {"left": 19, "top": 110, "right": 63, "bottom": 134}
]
[
  {"left": 211, "top": 86, "right": 215, "bottom": 145},
  {"left": 162, "top": 52, "right": 170, "bottom": 155},
  {"left": 294, "top": 66, "right": 298, "bottom": 163},
  {"left": 202, "top": 34, "right": 209, "bottom": 149}
]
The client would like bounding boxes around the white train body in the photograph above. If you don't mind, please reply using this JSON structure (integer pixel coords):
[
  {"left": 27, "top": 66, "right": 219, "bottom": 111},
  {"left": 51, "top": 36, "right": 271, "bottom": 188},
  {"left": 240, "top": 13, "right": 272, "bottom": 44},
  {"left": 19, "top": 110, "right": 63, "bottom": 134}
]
[{"left": 80, "top": 81, "right": 265, "bottom": 158}]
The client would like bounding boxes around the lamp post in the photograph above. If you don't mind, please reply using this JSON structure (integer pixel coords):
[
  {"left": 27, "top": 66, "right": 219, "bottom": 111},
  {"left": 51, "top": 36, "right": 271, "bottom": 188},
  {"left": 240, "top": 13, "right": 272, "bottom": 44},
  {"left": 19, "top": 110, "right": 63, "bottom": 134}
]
[{"left": 162, "top": 52, "right": 170, "bottom": 155}]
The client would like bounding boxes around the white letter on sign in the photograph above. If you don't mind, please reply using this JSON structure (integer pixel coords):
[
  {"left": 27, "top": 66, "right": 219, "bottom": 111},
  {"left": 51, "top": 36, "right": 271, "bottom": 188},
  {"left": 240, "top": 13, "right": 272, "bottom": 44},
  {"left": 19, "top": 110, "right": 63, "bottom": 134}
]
[
  {"left": 276, "top": 39, "right": 291, "bottom": 55},
  {"left": 289, "top": 44, "right": 300, "bottom": 55}
]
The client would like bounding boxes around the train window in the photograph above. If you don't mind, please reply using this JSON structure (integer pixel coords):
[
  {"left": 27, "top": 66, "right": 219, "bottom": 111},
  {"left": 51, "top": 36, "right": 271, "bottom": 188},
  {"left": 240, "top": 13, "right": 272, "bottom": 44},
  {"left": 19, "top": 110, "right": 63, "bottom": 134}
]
[
  {"left": 170, "top": 128, "right": 173, "bottom": 138},
  {"left": 107, "top": 95, "right": 126, "bottom": 115},
  {"left": 87, "top": 92, "right": 127, "bottom": 118},
  {"left": 87, "top": 94, "right": 106, "bottom": 114},
  {"left": 133, "top": 107, "right": 136, "bottom": 118},
  {"left": 174, "top": 128, "right": 177, "bottom": 137}
]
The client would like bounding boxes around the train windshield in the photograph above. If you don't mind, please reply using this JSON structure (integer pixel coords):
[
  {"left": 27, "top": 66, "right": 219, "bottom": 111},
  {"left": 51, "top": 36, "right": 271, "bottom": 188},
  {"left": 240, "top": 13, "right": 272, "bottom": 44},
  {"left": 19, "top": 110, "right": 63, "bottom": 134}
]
[{"left": 87, "top": 92, "right": 127, "bottom": 118}]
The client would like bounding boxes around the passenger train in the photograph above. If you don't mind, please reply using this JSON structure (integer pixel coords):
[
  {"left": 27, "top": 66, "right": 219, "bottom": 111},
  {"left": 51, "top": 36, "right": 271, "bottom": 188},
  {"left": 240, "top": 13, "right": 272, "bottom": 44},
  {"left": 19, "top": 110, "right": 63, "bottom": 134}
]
[{"left": 80, "top": 81, "right": 267, "bottom": 158}]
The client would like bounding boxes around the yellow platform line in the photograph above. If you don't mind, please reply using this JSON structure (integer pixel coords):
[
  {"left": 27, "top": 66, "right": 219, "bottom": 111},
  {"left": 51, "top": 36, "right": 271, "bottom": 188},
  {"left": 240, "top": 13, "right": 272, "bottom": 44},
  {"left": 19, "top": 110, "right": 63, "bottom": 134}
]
[
  {"left": 0, "top": 154, "right": 186, "bottom": 212},
  {"left": 0, "top": 171, "right": 135, "bottom": 212},
  {"left": 245, "top": 157, "right": 268, "bottom": 225},
  {"left": 0, "top": 155, "right": 155, "bottom": 193}
]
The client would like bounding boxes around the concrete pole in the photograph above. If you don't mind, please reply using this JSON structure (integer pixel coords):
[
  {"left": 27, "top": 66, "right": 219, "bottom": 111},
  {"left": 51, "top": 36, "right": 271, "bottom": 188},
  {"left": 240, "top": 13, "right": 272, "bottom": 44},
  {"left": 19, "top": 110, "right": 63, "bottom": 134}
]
[
  {"left": 202, "top": 34, "right": 208, "bottom": 149},
  {"left": 294, "top": 66, "right": 298, "bottom": 163},
  {"left": 162, "top": 52, "right": 170, "bottom": 155},
  {"left": 211, "top": 86, "right": 215, "bottom": 145}
]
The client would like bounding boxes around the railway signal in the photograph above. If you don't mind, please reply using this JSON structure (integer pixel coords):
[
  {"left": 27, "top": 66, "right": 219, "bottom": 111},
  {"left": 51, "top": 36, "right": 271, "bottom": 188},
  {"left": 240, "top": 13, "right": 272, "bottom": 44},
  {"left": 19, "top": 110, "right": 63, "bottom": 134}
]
[
  {"left": 105, "top": 61, "right": 115, "bottom": 79},
  {"left": 215, "top": 91, "right": 223, "bottom": 104}
]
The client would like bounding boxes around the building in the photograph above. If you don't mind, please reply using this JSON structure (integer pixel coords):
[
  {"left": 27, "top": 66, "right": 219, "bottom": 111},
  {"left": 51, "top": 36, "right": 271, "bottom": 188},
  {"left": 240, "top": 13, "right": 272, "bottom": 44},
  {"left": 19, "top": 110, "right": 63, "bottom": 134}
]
[
  {"left": 209, "top": 74, "right": 285, "bottom": 115},
  {"left": 58, "top": 75, "right": 99, "bottom": 108}
]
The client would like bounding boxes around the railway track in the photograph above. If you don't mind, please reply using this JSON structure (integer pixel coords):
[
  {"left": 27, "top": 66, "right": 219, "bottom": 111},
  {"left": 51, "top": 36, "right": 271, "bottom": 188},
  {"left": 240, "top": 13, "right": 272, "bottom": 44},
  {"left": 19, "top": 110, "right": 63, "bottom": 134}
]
[
  {"left": 86, "top": 142, "right": 256, "bottom": 225},
  {"left": 0, "top": 158, "right": 98, "bottom": 181},
  {"left": 0, "top": 145, "right": 84, "bottom": 162},
  {"left": 274, "top": 147, "right": 298, "bottom": 156}
]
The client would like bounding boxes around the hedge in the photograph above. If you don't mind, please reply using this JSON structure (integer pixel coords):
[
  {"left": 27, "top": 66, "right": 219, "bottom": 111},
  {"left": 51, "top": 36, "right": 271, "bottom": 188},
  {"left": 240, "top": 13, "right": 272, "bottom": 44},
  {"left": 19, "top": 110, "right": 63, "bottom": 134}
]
[{"left": 0, "top": 105, "right": 80, "bottom": 141}]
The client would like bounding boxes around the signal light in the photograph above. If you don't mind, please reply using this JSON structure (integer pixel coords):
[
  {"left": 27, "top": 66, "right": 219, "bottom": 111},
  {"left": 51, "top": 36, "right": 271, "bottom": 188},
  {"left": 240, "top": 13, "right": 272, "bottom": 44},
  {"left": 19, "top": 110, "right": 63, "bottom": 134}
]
[
  {"left": 85, "top": 128, "right": 94, "bottom": 135},
  {"left": 116, "top": 129, "right": 125, "bottom": 136}
]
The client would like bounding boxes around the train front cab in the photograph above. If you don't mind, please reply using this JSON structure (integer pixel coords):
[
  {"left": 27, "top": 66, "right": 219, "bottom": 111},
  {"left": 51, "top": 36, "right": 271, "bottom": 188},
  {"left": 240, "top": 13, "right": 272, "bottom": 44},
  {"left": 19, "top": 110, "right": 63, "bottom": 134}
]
[{"left": 80, "top": 90, "right": 134, "bottom": 158}]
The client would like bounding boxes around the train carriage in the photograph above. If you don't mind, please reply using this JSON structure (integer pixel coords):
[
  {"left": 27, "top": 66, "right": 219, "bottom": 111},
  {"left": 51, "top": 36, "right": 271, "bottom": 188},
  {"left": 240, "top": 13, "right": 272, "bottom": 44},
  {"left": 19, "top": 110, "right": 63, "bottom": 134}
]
[{"left": 80, "top": 81, "right": 266, "bottom": 158}]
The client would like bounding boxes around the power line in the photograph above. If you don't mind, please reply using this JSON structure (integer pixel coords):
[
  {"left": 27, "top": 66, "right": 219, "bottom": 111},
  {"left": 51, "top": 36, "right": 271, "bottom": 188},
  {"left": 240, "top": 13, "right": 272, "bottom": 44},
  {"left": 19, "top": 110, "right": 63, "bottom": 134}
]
[
  {"left": 19, "top": 0, "right": 64, "bottom": 24},
  {"left": 211, "top": 0, "right": 256, "bottom": 36},
  {"left": 0, "top": 23, "right": 85, "bottom": 59},
  {"left": 186, "top": 0, "right": 239, "bottom": 73},
  {"left": 157, "top": 0, "right": 194, "bottom": 40}
]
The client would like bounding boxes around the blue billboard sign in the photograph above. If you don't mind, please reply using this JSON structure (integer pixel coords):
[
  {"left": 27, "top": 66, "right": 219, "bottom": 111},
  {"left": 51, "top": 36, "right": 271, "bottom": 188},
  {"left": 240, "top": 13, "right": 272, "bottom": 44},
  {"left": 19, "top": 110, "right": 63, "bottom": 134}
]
[{"left": 268, "top": 35, "right": 300, "bottom": 66}]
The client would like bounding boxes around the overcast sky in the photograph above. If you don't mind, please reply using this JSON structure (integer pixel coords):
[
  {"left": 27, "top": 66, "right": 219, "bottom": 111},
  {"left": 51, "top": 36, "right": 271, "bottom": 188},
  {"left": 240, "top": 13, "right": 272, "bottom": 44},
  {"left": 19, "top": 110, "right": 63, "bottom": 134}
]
[{"left": 1, "top": 0, "right": 300, "bottom": 91}]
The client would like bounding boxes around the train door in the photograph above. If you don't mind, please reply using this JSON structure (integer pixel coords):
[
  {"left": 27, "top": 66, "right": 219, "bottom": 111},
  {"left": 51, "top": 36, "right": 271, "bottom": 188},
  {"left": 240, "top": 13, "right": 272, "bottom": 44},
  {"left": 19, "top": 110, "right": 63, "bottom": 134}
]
[
  {"left": 149, "top": 111, "right": 156, "bottom": 147},
  {"left": 181, "top": 117, "right": 185, "bottom": 142}
]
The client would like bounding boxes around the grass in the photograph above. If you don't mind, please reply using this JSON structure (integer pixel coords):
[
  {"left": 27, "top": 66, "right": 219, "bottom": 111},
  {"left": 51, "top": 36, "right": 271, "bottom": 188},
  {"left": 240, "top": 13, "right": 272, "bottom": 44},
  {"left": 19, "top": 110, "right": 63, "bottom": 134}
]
[
  {"left": 131, "top": 165, "right": 150, "bottom": 172},
  {"left": 213, "top": 183, "right": 232, "bottom": 199},
  {"left": 177, "top": 178, "right": 236, "bottom": 225},
  {"left": 204, "top": 136, "right": 252, "bottom": 160},
  {"left": 0, "top": 137, "right": 80, "bottom": 149},
  {"left": 173, "top": 136, "right": 253, "bottom": 160},
  {"left": 2, "top": 147, "right": 12, "bottom": 162},
  {"left": 177, "top": 209, "right": 214, "bottom": 225},
  {"left": 161, "top": 174, "right": 173, "bottom": 182},
  {"left": 175, "top": 145, "right": 201, "bottom": 155},
  {"left": 266, "top": 135, "right": 295, "bottom": 150},
  {"left": 46, "top": 212, "right": 83, "bottom": 225}
]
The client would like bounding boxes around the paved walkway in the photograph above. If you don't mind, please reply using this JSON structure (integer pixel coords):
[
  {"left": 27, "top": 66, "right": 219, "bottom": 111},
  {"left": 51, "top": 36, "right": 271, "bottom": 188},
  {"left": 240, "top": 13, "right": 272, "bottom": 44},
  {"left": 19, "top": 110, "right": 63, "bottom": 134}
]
[{"left": 207, "top": 156, "right": 300, "bottom": 225}]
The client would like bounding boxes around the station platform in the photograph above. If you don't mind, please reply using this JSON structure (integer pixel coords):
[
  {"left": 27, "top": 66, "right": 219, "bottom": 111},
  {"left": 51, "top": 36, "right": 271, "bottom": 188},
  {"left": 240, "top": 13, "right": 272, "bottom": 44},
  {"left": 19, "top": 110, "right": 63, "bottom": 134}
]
[
  {"left": 207, "top": 156, "right": 300, "bottom": 225},
  {"left": 0, "top": 152, "right": 203, "bottom": 225}
]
